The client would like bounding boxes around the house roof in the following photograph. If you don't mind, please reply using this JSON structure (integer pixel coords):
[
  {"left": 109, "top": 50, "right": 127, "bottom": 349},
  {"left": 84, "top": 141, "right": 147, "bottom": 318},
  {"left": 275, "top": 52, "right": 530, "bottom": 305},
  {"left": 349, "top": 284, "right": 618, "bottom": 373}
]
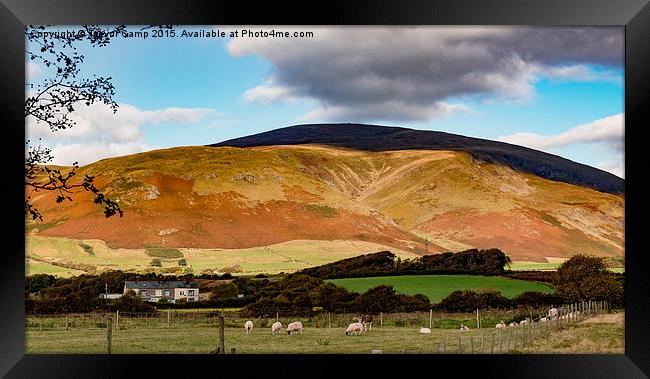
[{"left": 124, "top": 281, "right": 199, "bottom": 289}]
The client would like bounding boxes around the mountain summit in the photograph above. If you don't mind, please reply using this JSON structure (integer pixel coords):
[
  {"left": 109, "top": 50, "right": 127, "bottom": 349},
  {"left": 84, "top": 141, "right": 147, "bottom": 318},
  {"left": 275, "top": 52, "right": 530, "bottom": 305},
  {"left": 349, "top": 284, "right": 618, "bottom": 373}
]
[{"left": 210, "top": 123, "right": 623, "bottom": 194}]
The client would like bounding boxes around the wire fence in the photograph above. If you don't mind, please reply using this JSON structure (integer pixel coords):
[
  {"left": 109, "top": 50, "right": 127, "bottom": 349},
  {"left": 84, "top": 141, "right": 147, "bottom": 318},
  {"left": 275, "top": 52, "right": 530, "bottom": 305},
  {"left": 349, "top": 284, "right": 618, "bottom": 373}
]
[{"left": 26, "top": 300, "right": 611, "bottom": 354}]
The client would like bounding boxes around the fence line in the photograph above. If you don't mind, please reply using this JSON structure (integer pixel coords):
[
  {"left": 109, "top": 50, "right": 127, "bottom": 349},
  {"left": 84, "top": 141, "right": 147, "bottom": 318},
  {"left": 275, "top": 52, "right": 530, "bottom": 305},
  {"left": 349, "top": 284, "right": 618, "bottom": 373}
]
[{"left": 26, "top": 300, "right": 610, "bottom": 354}]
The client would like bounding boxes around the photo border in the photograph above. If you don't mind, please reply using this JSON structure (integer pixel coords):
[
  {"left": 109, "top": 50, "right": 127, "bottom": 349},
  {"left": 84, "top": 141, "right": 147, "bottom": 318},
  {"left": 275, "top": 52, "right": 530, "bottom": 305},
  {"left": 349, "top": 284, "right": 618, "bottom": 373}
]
[{"left": 1, "top": 0, "right": 649, "bottom": 377}]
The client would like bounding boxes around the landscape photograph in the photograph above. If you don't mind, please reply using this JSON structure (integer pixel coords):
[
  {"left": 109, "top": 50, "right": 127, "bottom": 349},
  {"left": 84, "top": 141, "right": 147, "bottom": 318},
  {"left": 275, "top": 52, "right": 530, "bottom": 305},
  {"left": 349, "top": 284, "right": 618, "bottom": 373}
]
[{"left": 24, "top": 25, "right": 625, "bottom": 354}]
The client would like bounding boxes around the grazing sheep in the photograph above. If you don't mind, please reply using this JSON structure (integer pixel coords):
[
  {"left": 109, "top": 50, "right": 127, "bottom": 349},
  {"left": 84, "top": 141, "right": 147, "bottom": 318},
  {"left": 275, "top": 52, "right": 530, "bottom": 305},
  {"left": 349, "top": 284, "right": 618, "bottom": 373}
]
[
  {"left": 539, "top": 317, "right": 548, "bottom": 323},
  {"left": 547, "top": 307, "right": 558, "bottom": 320},
  {"left": 346, "top": 322, "right": 364, "bottom": 336},
  {"left": 419, "top": 326, "right": 432, "bottom": 334},
  {"left": 508, "top": 322, "right": 518, "bottom": 328},
  {"left": 520, "top": 318, "right": 530, "bottom": 326},
  {"left": 495, "top": 321, "right": 506, "bottom": 329},
  {"left": 244, "top": 320, "right": 253, "bottom": 334},
  {"left": 460, "top": 324, "right": 470, "bottom": 332},
  {"left": 271, "top": 321, "right": 282, "bottom": 335},
  {"left": 358, "top": 314, "right": 374, "bottom": 331},
  {"left": 287, "top": 321, "right": 303, "bottom": 335}
]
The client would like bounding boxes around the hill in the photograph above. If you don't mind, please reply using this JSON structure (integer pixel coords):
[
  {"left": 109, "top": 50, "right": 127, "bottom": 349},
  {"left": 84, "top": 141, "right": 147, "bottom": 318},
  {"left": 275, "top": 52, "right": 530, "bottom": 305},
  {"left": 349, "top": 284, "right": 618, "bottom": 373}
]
[
  {"left": 211, "top": 123, "right": 623, "bottom": 194},
  {"left": 26, "top": 142, "right": 624, "bottom": 266}
]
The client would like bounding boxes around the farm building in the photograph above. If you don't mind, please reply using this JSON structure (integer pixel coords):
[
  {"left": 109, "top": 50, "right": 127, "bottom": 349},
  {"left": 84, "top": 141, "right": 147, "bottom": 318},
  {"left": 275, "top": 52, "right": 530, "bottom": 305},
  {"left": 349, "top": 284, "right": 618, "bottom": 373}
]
[{"left": 123, "top": 280, "right": 200, "bottom": 303}]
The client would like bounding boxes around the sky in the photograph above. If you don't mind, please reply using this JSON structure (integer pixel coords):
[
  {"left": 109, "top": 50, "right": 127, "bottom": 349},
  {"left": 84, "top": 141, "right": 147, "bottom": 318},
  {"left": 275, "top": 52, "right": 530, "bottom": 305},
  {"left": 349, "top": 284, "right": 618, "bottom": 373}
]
[{"left": 26, "top": 26, "right": 625, "bottom": 178}]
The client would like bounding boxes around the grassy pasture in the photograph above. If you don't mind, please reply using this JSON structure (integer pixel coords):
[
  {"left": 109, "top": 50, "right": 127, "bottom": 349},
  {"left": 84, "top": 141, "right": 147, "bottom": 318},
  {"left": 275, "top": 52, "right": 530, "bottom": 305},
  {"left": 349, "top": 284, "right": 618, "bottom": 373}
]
[
  {"left": 25, "top": 311, "right": 623, "bottom": 354},
  {"left": 26, "top": 237, "right": 419, "bottom": 277},
  {"left": 327, "top": 275, "right": 554, "bottom": 303}
]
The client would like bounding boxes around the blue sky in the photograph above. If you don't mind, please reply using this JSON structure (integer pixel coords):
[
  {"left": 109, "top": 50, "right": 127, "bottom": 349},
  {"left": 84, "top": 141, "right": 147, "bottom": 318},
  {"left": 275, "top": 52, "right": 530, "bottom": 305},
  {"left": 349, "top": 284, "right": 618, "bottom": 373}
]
[{"left": 26, "top": 26, "right": 624, "bottom": 177}]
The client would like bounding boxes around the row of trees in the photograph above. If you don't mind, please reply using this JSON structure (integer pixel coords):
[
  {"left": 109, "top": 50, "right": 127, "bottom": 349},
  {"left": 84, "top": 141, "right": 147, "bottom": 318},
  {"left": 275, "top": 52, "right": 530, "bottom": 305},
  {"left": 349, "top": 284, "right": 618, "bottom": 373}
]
[
  {"left": 25, "top": 254, "right": 624, "bottom": 315},
  {"left": 297, "top": 248, "right": 512, "bottom": 279}
]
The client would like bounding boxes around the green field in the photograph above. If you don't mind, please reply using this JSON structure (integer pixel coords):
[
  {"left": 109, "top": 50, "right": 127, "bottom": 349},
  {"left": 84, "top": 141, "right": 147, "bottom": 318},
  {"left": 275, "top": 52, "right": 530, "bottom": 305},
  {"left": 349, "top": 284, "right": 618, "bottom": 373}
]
[
  {"left": 25, "top": 236, "right": 419, "bottom": 277},
  {"left": 326, "top": 275, "right": 554, "bottom": 303},
  {"left": 25, "top": 311, "right": 622, "bottom": 354}
]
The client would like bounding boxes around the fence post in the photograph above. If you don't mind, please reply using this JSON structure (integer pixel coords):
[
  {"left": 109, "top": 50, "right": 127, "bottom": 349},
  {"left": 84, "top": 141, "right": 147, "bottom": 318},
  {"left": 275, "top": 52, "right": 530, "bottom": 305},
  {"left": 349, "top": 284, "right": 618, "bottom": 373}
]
[
  {"left": 429, "top": 309, "right": 433, "bottom": 329},
  {"left": 116, "top": 310, "right": 119, "bottom": 330},
  {"left": 457, "top": 335, "right": 461, "bottom": 354},
  {"left": 231, "top": 348, "right": 236, "bottom": 354},
  {"left": 476, "top": 309, "right": 480, "bottom": 329},
  {"left": 167, "top": 309, "right": 170, "bottom": 327},
  {"left": 328, "top": 312, "right": 331, "bottom": 328},
  {"left": 507, "top": 329, "right": 511, "bottom": 352},
  {"left": 491, "top": 333, "right": 495, "bottom": 354},
  {"left": 106, "top": 317, "right": 113, "bottom": 354},
  {"left": 481, "top": 332, "right": 484, "bottom": 353},
  {"left": 499, "top": 330, "right": 503, "bottom": 353},
  {"left": 65, "top": 315, "right": 68, "bottom": 331},
  {"left": 218, "top": 315, "right": 225, "bottom": 354},
  {"left": 380, "top": 312, "right": 383, "bottom": 327},
  {"left": 276, "top": 312, "right": 279, "bottom": 323},
  {"left": 470, "top": 336, "right": 474, "bottom": 354},
  {"left": 444, "top": 336, "right": 448, "bottom": 353}
]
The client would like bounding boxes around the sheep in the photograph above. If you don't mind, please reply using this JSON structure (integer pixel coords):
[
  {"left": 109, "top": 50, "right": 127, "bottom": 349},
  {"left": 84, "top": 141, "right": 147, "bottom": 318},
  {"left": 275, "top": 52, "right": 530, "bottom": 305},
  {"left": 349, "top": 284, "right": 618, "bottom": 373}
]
[
  {"left": 419, "top": 326, "right": 432, "bottom": 334},
  {"left": 460, "top": 324, "right": 470, "bottom": 332},
  {"left": 495, "top": 321, "right": 506, "bottom": 329},
  {"left": 519, "top": 318, "right": 530, "bottom": 326},
  {"left": 287, "top": 321, "right": 303, "bottom": 335},
  {"left": 345, "top": 322, "right": 364, "bottom": 336},
  {"left": 358, "top": 314, "right": 374, "bottom": 331},
  {"left": 547, "top": 307, "right": 558, "bottom": 320},
  {"left": 508, "top": 322, "right": 518, "bottom": 328},
  {"left": 244, "top": 320, "right": 253, "bottom": 334},
  {"left": 539, "top": 317, "right": 548, "bottom": 323},
  {"left": 271, "top": 321, "right": 282, "bottom": 335}
]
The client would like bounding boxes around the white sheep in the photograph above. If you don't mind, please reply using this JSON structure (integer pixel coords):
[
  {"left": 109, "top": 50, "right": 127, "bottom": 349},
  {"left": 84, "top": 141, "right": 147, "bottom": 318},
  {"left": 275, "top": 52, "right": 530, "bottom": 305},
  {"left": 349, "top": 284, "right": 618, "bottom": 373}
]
[
  {"left": 519, "top": 318, "right": 530, "bottom": 326},
  {"left": 539, "top": 317, "right": 548, "bottom": 323},
  {"left": 345, "top": 322, "right": 364, "bottom": 336},
  {"left": 287, "top": 321, "right": 303, "bottom": 335},
  {"left": 460, "top": 324, "right": 470, "bottom": 332},
  {"left": 508, "top": 322, "right": 518, "bottom": 327},
  {"left": 547, "top": 307, "right": 558, "bottom": 320},
  {"left": 419, "top": 326, "right": 432, "bottom": 334},
  {"left": 244, "top": 320, "right": 253, "bottom": 334},
  {"left": 271, "top": 321, "right": 282, "bottom": 335},
  {"left": 495, "top": 321, "right": 506, "bottom": 329}
]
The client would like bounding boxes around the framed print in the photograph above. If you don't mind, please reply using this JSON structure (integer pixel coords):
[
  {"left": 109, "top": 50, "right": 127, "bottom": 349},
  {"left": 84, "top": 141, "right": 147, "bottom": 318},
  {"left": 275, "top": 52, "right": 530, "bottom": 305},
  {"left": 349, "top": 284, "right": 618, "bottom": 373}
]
[{"left": 2, "top": 0, "right": 649, "bottom": 377}]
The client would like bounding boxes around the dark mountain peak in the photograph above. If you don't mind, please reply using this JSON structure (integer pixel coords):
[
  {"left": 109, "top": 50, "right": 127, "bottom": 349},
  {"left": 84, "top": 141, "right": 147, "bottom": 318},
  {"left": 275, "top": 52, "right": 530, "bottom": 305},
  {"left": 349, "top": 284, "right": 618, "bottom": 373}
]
[{"left": 209, "top": 123, "right": 624, "bottom": 194}]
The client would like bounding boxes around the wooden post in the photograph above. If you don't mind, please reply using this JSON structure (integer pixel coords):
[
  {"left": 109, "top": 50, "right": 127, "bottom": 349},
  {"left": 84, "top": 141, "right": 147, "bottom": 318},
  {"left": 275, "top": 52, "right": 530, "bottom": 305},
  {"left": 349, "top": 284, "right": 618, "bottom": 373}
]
[
  {"left": 276, "top": 312, "right": 279, "bottom": 323},
  {"left": 476, "top": 309, "right": 480, "bottom": 329},
  {"left": 65, "top": 315, "right": 68, "bottom": 331},
  {"left": 167, "top": 309, "right": 171, "bottom": 327},
  {"left": 444, "top": 336, "right": 448, "bottom": 353},
  {"left": 470, "top": 335, "right": 474, "bottom": 354},
  {"left": 218, "top": 315, "right": 225, "bottom": 354},
  {"left": 457, "top": 335, "right": 461, "bottom": 353},
  {"left": 328, "top": 312, "right": 331, "bottom": 328},
  {"left": 380, "top": 312, "right": 383, "bottom": 327},
  {"left": 481, "top": 332, "right": 484, "bottom": 354},
  {"left": 429, "top": 309, "right": 433, "bottom": 329},
  {"left": 491, "top": 333, "right": 495, "bottom": 354},
  {"left": 507, "top": 329, "right": 511, "bottom": 352},
  {"left": 116, "top": 310, "right": 119, "bottom": 330},
  {"left": 231, "top": 348, "right": 236, "bottom": 354},
  {"left": 106, "top": 317, "right": 113, "bottom": 354},
  {"left": 499, "top": 330, "right": 503, "bottom": 353}
]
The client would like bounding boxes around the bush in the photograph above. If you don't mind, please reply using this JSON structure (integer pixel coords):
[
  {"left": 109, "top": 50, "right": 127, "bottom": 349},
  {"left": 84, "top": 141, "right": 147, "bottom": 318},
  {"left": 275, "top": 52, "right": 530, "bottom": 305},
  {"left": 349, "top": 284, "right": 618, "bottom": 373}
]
[
  {"left": 436, "top": 289, "right": 513, "bottom": 313},
  {"left": 178, "top": 258, "right": 187, "bottom": 266},
  {"left": 210, "top": 283, "right": 239, "bottom": 300},
  {"left": 150, "top": 259, "right": 162, "bottom": 267},
  {"left": 555, "top": 254, "right": 624, "bottom": 308},
  {"left": 79, "top": 243, "right": 95, "bottom": 256}
]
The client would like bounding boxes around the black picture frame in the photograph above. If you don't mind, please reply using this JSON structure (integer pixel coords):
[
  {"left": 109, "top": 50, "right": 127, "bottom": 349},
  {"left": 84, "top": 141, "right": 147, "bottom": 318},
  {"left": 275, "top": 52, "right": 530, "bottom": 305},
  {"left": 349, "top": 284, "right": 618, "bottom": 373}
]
[{"left": 1, "top": 0, "right": 649, "bottom": 377}]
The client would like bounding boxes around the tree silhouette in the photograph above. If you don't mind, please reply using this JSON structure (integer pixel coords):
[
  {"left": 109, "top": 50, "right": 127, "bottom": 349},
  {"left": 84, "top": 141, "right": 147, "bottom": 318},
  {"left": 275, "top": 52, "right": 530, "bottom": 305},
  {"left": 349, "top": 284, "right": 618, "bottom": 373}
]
[
  {"left": 25, "top": 25, "right": 173, "bottom": 221},
  {"left": 25, "top": 25, "right": 128, "bottom": 221}
]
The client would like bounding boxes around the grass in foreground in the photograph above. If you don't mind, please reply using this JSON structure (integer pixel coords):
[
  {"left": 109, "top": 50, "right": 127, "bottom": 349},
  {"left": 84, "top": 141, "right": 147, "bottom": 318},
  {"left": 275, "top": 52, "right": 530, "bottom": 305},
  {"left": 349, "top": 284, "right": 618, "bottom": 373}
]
[
  {"left": 26, "top": 312, "right": 623, "bottom": 354},
  {"left": 326, "top": 275, "right": 554, "bottom": 303}
]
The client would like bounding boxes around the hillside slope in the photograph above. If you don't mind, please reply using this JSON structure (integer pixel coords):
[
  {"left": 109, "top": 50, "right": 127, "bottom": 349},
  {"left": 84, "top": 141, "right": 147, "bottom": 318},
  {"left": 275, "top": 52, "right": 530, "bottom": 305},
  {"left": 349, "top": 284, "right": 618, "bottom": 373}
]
[
  {"left": 27, "top": 144, "right": 624, "bottom": 262},
  {"left": 211, "top": 123, "right": 624, "bottom": 194}
]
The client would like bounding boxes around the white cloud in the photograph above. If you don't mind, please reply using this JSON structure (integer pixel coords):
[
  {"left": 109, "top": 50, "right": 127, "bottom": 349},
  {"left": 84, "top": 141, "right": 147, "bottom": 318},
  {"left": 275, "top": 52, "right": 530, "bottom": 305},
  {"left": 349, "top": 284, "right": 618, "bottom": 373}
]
[
  {"left": 498, "top": 113, "right": 624, "bottom": 152},
  {"left": 498, "top": 114, "right": 624, "bottom": 177},
  {"left": 27, "top": 103, "right": 220, "bottom": 166},
  {"left": 226, "top": 26, "right": 623, "bottom": 123},
  {"left": 26, "top": 61, "right": 41, "bottom": 79}
]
